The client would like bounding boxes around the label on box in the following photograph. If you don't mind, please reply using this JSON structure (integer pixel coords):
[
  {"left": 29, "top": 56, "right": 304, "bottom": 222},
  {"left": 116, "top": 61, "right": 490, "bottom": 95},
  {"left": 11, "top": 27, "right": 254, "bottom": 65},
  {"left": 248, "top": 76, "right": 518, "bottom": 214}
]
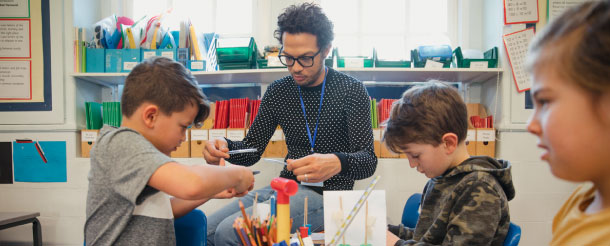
[
  {"left": 161, "top": 51, "right": 174, "bottom": 59},
  {"left": 271, "top": 129, "right": 283, "bottom": 141},
  {"left": 424, "top": 60, "right": 444, "bottom": 69},
  {"left": 191, "top": 129, "right": 209, "bottom": 141},
  {"left": 466, "top": 129, "right": 476, "bottom": 142},
  {"left": 373, "top": 129, "right": 381, "bottom": 141},
  {"left": 476, "top": 129, "right": 495, "bottom": 142},
  {"left": 123, "top": 62, "right": 137, "bottom": 71},
  {"left": 81, "top": 131, "right": 98, "bottom": 142},
  {"left": 143, "top": 51, "right": 156, "bottom": 60},
  {"left": 470, "top": 61, "right": 488, "bottom": 69},
  {"left": 209, "top": 129, "right": 227, "bottom": 140},
  {"left": 267, "top": 56, "right": 284, "bottom": 67},
  {"left": 226, "top": 129, "right": 245, "bottom": 141},
  {"left": 344, "top": 58, "right": 364, "bottom": 68},
  {"left": 190, "top": 61, "right": 204, "bottom": 70}
]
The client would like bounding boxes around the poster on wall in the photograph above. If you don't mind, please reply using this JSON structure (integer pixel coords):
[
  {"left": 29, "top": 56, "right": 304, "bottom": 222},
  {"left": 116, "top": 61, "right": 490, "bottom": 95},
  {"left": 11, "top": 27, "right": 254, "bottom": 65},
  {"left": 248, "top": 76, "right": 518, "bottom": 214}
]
[
  {"left": 504, "top": 0, "right": 539, "bottom": 24},
  {"left": 547, "top": 0, "right": 589, "bottom": 21},
  {"left": 0, "top": 0, "right": 52, "bottom": 111},
  {"left": 503, "top": 27, "right": 535, "bottom": 92}
]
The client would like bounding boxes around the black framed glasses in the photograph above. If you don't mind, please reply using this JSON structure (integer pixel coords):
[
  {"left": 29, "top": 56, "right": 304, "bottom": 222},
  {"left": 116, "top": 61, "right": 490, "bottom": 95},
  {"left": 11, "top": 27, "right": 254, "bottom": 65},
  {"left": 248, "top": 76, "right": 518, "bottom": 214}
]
[{"left": 278, "top": 48, "right": 322, "bottom": 67}]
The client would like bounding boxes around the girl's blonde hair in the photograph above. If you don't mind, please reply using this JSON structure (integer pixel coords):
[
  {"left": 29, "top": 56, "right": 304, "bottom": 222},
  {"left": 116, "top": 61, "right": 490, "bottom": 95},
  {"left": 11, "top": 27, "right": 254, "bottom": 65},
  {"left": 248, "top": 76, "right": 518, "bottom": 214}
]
[{"left": 526, "top": 0, "right": 610, "bottom": 101}]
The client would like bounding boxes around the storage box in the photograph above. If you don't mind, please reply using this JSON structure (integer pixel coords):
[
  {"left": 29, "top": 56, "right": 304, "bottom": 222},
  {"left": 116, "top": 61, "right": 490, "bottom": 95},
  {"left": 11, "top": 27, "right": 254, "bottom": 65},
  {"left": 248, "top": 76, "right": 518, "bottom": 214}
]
[
  {"left": 188, "top": 60, "right": 206, "bottom": 71},
  {"left": 216, "top": 37, "right": 257, "bottom": 63},
  {"left": 81, "top": 129, "right": 99, "bottom": 157},
  {"left": 121, "top": 49, "right": 141, "bottom": 72},
  {"left": 190, "top": 129, "right": 209, "bottom": 158},
  {"left": 85, "top": 48, "right": 105, "bottom": 73},
  {"left": 380, "top": 128, "right": 399, "bottom": 158},
  {"left": 453, "top": 47, "right": 498, "bottom": 68},
  {"left": 465, "top": 129, "right": 476, "bottom": 156},
  {"left": 209, "top": 129, "right": 227, "bottom": 142},
  {"left": 336, "top": 48, "right": 374, "bottom": 68},
  {"left": 411, "top": 45, "right": 452, "bottom": 68},
  {"left": 475, "top": 128, "right": 495, "bottom": 157},
  {"left": 226, "top": 129, "right": 246, "bottom": 142},
  {"left": 105, "top": 49, "right": 123, "bottom": 73},
  {"left": 170, "top": 129, "right": 190, "bottom": 158},
  {"left": 373, "top": 48, "right": 411, "bottom": 68},
  {"left": 262, "top": 129, "right": 287, "bottom": 158}
]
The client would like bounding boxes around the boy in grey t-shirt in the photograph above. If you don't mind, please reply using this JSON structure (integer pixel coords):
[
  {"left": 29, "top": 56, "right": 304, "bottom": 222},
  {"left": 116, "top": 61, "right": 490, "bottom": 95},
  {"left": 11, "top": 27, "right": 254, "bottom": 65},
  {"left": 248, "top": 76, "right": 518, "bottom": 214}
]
[{"left": 85, "top": 57, "right": 255, "bottom": 245}]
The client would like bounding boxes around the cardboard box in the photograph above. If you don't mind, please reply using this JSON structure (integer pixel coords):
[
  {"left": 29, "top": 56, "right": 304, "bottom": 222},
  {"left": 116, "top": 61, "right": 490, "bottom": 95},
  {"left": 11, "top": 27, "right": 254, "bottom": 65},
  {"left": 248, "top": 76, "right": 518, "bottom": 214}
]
[
  {"left": 190, "top": 129, "right": 209, "bottom": 158},
  {"left": 380, "top": 128, "right": 399, "bottom": 158},
  {"left": 81, "top": 129, "right": 99, "bottom": 157},
  {"left": 465, "top": 129, "right": 476, "bottom": 156},
  {"left": 170, "top": 129, "right": 190, "bottom": 158},
  {"left": 263, "top": 129, "right": 286, "bottom": 158},
  {"left": 475, "top": 128, "right": 495, "bottom": 157}
]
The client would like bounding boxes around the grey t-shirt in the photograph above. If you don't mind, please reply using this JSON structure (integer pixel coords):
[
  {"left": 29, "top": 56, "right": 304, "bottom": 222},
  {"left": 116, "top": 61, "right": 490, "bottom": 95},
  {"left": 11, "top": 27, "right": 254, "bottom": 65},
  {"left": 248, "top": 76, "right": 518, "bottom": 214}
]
[{"left": 85, "top": 125, "right": 175, "bottom": 245}]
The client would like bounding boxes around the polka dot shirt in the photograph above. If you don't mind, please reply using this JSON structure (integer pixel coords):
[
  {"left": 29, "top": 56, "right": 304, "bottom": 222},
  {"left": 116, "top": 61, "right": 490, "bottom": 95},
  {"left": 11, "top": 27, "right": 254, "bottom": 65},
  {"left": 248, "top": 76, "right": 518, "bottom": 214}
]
[{"left": 226, "top": 67, "right": 378, "bottom": 193}]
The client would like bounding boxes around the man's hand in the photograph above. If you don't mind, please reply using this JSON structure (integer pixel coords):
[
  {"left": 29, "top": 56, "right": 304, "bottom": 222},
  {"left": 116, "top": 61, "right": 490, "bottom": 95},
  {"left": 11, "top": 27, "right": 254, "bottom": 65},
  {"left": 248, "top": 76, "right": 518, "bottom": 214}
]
[
  {"left": 203, "top": 138, "right": 230, "bottom": 165},
  {"left": 286, "top": 153, "right": 341, "bottom": 183}
]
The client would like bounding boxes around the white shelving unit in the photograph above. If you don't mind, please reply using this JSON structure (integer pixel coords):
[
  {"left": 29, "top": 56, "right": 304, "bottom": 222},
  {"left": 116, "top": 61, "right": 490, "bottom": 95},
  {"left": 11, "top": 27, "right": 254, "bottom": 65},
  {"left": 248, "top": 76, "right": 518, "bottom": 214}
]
[{"left": 73, "top": 67, "right": 502, "bottom": 86}]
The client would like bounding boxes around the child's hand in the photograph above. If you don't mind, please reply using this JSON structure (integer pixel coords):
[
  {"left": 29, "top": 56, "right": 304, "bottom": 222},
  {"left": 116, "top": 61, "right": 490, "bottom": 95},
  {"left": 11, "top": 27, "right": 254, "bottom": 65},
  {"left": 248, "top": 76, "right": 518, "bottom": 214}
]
[
  {"left": 233, "top": 166, "right": 255, "bottom": 194},
  {"left": 213, "top": 188, "right": 249, "bottom": 199},
  {"left": 203, "top": 138, "right": 230, "bottom": 165},
  {"left": 386, "top": 230, "right": 400, "bottom": 246}
]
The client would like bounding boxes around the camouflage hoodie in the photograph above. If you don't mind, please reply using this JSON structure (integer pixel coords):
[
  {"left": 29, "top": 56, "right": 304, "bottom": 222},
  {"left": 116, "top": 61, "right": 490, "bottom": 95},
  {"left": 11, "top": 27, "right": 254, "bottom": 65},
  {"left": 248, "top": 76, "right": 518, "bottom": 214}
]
[{"left": 389, "top": 156, "right": 515, "bottom": 246}]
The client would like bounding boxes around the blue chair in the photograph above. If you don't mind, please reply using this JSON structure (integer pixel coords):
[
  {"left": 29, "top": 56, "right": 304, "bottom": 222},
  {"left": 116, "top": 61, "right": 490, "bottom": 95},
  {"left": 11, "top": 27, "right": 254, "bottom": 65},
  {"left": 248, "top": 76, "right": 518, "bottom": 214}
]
[
  {"left": 174, "top": 209, "right": 207, "bottom": 246},
  {"left": 401, "top": 193, "right": 521, "bottom": 246},
  {"left": 401, "top": 193, "right": 422, "bottom": 228},
  {"left": 504, "top": 222, "right": 521, "bottom": 246}
]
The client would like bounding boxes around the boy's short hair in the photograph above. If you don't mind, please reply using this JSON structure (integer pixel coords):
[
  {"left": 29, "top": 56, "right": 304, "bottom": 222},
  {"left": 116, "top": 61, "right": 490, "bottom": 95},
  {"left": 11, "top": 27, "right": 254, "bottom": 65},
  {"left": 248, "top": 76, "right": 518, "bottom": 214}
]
[
  {"left": 121, "top": 57, "right": 209, "bottom": 126},
  {"left": 384, "top": 81, "right": 468, "bottom": 153},
  {"left": 274, "top": 2, "right": 334, "bottom": 49}
]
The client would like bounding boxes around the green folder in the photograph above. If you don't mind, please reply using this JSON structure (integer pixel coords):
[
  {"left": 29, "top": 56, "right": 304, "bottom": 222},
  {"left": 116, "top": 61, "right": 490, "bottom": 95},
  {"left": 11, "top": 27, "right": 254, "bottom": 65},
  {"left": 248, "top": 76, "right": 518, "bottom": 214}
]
[{"left": 85, "top": 102, "right": 103, "bottom": 129}]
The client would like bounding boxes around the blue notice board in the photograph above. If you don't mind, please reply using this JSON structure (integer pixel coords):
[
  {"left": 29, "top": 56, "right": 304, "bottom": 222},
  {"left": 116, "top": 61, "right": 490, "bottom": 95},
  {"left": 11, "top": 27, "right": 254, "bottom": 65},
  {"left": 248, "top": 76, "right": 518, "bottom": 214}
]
[{"left": 13, "top": 141, "right": 67, "bottom": 182}]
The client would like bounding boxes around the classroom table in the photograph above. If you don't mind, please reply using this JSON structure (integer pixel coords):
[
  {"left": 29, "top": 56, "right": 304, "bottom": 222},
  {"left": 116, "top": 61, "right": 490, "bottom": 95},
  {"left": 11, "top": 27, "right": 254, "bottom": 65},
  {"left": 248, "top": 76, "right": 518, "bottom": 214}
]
[{"left": 0, "top": 212, "right": 42, "bottom": 246}]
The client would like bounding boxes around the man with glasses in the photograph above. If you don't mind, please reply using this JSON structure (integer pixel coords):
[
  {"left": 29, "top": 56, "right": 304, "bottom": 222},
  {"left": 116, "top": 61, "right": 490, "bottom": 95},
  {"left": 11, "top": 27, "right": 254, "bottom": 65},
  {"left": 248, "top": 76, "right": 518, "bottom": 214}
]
[{"left": 203, "top": 3, "right": 377, "bottom": 245}]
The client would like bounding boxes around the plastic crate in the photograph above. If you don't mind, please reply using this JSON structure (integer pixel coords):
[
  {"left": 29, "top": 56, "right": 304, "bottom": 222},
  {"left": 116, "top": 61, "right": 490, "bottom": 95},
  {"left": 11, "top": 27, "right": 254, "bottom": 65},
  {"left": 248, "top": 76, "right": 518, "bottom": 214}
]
[
  {"left": 374, "top": 48, "right": 411, "bottom": 68},
  {"left": 453, "top": 47, "right": 498, "bottom": 68},
  {"left": 216, "top": 37, "right": 256, "bottom": 63}
]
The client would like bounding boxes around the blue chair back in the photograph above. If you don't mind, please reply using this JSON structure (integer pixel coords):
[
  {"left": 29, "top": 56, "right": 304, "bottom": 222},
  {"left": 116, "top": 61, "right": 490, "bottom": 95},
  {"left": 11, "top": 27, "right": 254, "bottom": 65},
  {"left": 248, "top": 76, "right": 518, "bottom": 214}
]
[
  {"left": 174, "top": 209, "right": 207, "bottom": 246},
  {"left": 401, "top": 193, "right": 422, "bottom": 228},
  {"left": 504, "top": 222, "right": 521, "bottom": 246}
]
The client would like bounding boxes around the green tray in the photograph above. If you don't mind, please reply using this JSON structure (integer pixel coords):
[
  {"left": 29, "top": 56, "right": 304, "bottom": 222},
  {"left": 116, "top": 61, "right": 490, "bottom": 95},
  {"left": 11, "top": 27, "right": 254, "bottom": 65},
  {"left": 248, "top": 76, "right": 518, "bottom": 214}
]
[
  {"left": 218, "top": 62, "right": 253, "bottom": 70},
  {"left": 453, "top": 46, "right": 498, "bottom": 68},
  {"left": 216, "top": 37, "right": 257, "bottom": 63}
]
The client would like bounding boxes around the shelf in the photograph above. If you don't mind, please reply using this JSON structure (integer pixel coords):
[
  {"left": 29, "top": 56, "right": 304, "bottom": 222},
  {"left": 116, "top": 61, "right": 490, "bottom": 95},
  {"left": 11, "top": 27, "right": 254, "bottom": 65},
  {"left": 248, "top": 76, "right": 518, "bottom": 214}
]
[{"left": 73, "top": 67, "right": 502, "bottom": 86}]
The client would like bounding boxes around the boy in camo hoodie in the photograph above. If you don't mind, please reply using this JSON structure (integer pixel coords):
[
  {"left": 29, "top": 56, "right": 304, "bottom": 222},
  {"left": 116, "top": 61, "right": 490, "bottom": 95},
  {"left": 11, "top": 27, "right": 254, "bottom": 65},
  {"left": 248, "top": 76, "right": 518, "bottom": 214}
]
[{"left": 383, "top": 81, "right": 515, "bottom": 246}]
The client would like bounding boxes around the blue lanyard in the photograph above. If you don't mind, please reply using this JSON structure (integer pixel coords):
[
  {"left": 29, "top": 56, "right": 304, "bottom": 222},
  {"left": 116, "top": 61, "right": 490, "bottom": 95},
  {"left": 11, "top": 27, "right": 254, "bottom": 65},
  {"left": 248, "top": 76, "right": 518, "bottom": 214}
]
[{"left": 297, "top": 67, "right": 328, "bottom": 153}]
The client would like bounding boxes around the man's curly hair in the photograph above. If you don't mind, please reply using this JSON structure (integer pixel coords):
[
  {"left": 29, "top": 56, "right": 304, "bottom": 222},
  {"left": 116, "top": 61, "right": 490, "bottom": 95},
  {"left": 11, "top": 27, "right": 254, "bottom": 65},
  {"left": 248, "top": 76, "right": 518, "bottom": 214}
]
[{"left": 274, "top": 3, "right": 334, "bottom": 49}]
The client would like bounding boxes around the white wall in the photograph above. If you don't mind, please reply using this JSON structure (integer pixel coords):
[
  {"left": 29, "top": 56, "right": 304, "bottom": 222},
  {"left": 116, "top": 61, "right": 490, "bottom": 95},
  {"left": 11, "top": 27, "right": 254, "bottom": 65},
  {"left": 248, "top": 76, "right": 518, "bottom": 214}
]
[{"left": 0, "top": 0, "right": 581, "bottom": 245}]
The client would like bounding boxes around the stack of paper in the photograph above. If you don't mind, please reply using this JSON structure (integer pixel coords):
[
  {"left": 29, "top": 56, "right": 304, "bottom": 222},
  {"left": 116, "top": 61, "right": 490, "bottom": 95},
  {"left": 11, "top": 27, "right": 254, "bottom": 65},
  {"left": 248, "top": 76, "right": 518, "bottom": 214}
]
[
  {"left": 229, "top": 98, "right": 249, "bottom": 128},
  {"left": 85, "top": 102, "right": 103, "bottom": 130},
  {"left": 102, "top": 102, "right": 122, "bottom": 127},
  {"left": 378, "top": 99, "right": 397, "bottom": 126},
  {"left": 249, "top": 100, "right": 261, "bottom": 128}
]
